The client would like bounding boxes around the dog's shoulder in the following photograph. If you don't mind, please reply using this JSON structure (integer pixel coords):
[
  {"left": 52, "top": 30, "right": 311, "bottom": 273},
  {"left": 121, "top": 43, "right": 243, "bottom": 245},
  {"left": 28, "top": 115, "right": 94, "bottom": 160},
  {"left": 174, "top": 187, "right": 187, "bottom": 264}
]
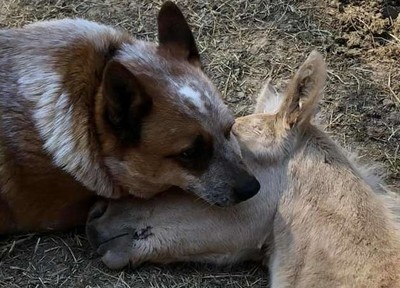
[
  {"left": 0, "top": 17, "right": 133, "bottom": 105},
  {"left": 0, "top": 18, "right": 133, "bottom": 198}
]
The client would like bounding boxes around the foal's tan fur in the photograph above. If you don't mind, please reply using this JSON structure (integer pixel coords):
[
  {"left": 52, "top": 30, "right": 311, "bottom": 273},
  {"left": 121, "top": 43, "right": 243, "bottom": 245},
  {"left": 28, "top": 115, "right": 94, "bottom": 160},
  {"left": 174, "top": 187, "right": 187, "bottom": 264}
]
[
  {"left": 236, "top": 51, "right": 400, "bottom": 287},
  {"left": 87, "top": 51, "right": 400, "bottom": 287}
]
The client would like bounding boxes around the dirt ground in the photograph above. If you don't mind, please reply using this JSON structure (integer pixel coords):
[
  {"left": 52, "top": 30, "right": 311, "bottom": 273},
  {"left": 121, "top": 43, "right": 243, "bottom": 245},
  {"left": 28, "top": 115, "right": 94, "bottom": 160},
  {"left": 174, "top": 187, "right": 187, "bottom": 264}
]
[{"left": 0, "top": 0, "right": 399, "bottom": 287}]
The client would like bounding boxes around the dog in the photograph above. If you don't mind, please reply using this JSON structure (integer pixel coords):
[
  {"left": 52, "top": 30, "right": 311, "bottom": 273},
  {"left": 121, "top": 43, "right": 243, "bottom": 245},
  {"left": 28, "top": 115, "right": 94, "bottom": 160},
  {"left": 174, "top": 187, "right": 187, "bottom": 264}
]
[
  {"left": 0, "top": 1, "right": 260, "bottom": 234},
  {"left": 86, "top": 51, "right": 400, "bottom": 287}
]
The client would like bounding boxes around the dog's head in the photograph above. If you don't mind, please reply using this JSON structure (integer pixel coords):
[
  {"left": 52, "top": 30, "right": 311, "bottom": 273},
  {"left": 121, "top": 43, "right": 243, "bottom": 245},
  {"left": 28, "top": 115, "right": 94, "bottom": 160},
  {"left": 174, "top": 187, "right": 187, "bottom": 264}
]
[{"left": 96, "top": 2, "right": 259, "bottom": 206}]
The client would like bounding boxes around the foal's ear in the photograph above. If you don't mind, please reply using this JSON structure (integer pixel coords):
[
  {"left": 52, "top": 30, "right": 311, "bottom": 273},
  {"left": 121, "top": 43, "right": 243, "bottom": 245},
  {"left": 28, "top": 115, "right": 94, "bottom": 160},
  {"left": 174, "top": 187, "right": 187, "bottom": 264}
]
[
  {"left": 157, "top": 1, "right": 201, "bottom": 67},
  {"left": 277, "top": 50, "right": 327, "bottom": 127},
  {"left": 254, "top": 78, "right": 282, "bottom": 115}
]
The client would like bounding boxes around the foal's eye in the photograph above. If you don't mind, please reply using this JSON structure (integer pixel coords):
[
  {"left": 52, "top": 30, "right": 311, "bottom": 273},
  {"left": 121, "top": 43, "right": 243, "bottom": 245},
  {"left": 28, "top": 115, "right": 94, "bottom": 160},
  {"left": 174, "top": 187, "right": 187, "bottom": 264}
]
[{"left": 224, "top": 122, "right": 234, "bottom": 139}]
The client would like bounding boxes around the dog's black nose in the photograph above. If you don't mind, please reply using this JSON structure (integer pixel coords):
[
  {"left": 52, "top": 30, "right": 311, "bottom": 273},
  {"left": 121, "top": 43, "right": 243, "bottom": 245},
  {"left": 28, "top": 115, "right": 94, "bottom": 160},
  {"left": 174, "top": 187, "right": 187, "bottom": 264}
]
[{"left": 234, "top": 175, "right": 260, "bottom": 202}]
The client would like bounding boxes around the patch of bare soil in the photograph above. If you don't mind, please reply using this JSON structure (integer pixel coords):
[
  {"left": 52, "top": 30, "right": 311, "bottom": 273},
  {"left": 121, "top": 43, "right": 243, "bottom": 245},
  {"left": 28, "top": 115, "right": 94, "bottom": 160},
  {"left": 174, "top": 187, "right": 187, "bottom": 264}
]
[
  {"left": 0, "top": 0, "right": 399, "bottom": 287},
  {"left": 319, "top": 0, "right": 399, "bottom": 185},
  {"left": 335, "top": 0, "right": 399, "bottom": 54}
]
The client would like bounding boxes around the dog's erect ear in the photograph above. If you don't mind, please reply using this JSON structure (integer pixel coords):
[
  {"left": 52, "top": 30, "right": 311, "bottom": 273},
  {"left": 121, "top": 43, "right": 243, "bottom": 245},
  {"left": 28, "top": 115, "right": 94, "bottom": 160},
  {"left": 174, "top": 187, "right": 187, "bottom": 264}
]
[
  {"left": 277, "top": 50, "right": 326, "bottom": 128},
  {"left": 254, "top": 79, "right": 282, "bottom": 115},
  {"left": 102, "top": 60, "right": 152, "bottom": 144},
  {"left": 157, "top": 1, "right": 201, "bottom": 67}
]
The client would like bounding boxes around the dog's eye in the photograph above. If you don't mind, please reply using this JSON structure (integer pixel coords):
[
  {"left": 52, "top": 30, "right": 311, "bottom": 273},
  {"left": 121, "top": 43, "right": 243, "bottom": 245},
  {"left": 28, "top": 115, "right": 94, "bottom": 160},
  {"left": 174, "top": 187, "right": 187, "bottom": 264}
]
[
  {"left": 178, "top": 147, "right": 197, "bottom": 161},
  {"left": 175, "top": 135, "right": 205, "bottom": 162},
  {"left": 169, "top": 135, "right": 213, "bottom": 171}
]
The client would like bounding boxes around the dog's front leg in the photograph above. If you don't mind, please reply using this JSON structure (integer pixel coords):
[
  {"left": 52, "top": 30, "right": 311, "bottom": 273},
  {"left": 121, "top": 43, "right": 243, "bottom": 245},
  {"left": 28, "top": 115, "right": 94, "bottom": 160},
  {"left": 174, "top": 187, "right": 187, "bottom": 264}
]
[{"left": 86, "top": 190, "right": 270, "bottom": 269}]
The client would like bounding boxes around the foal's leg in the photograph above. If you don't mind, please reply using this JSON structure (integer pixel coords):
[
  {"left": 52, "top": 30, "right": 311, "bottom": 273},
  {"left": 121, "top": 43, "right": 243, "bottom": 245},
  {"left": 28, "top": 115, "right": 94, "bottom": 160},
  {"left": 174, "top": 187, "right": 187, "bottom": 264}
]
[{"left": 86, "top": 190, "right": 271, "bottom": 269}]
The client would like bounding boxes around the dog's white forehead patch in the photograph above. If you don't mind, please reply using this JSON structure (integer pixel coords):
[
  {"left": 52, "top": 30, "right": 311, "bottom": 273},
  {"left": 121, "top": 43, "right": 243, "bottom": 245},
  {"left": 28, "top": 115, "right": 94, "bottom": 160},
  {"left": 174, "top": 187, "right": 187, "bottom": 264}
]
[
  {"left": 121, "top": 42, "right": 218, "bottom": 114},
  {"left": 178, "top": 85, "right": 206, "bottom": 112}
]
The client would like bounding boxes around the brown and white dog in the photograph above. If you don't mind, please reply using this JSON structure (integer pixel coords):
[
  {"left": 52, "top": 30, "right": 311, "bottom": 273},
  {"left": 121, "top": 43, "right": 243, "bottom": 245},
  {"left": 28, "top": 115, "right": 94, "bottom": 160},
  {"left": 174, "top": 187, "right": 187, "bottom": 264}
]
[{"left": 0, "top": 2, "right": 259, "bottom": 234}]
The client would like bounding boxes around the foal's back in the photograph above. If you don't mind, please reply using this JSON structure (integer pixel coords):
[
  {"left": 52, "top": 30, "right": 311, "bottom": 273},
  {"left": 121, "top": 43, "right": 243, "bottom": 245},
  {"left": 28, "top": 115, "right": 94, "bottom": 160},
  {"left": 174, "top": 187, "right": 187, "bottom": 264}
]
[{"left": 275, "top": 131, "right": 400, "bottom": 287}]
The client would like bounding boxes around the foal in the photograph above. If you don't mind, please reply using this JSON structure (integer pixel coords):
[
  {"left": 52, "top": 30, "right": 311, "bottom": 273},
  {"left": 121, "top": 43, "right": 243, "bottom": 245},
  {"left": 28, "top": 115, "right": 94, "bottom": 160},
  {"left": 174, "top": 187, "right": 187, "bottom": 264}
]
[
  {"left": 87, "top": 51, "right": 400, "bottom": 287},
  {"left": 235, "top": 51, "right": 400, "bottom": 287}
]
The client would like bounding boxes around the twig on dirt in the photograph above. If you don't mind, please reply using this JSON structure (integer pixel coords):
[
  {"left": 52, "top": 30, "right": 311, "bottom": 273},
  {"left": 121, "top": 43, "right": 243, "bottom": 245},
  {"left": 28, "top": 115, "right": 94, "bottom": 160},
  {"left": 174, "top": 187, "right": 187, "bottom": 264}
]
[
  {"left": 93, "top": 267, "right": 130, "bottom": 288},
  {"left": 38, "top": 277, "right": 47, "bottom": 288},
  {"left": 388, "top": 69, "right": 400, "bottom": 105},
  {"left": 59, "top": 276, "right": 71, "bottom": 287},
  {"left": 0, "top": 234, "right": 36, "bottom": 254},
  {"left": 389, "top": 33, "right": 400, "bottom": 44},
  {"left": 223, "top": 69, "right": 232, "bottom": 98},
  {"left": 349, "top": 73, "right": 361, "bottom": 95},
  {"left": 116, "top": 272, "right": 130, "bottom": 288},
  {"left": 327, "top": 70, "right": 351, "bottom": 85},
  {"left": 34, "top": 237, "right": 41, "bottom": 255},
  {"left": 58, "top": 237, "right": 77, "bottom": 263},
  {"left": 327, "top": 113, "right": 344, "bottom": 128}
]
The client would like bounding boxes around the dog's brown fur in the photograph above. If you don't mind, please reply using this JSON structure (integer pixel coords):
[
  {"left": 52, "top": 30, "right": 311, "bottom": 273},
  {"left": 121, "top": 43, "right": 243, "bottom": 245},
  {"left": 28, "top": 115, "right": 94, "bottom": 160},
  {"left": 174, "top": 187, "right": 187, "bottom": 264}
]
[
  {"left": 87, "top": 51, "right": 400, "bottom": 287},
  {"left": 0, "top": 2, "right": 259, "bottom": 234}
]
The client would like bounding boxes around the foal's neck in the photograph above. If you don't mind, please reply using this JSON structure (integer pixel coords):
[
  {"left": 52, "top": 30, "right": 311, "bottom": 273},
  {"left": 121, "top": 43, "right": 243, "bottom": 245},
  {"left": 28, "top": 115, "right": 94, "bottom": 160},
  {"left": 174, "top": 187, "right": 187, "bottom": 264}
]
[{"left": 291, "top": 125, "right": 374, "bottom": 197}]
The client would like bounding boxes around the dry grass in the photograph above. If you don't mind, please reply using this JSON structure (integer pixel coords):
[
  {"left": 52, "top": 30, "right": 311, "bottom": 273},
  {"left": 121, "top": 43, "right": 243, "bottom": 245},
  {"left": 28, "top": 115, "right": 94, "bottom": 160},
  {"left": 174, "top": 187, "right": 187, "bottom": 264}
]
[
  {"left": 0, "top": 0, "right": 399, "bottom": 286},
  {"left": 0, "top": 231, "right": 267, "bottom": 287}
]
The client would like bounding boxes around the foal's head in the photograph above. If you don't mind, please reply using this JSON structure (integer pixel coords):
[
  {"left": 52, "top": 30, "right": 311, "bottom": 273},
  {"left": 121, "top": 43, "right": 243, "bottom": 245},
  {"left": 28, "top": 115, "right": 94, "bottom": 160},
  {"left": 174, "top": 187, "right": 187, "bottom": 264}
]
[{"left": 233, "top": 51, "right": 327, "bottom": 166}]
